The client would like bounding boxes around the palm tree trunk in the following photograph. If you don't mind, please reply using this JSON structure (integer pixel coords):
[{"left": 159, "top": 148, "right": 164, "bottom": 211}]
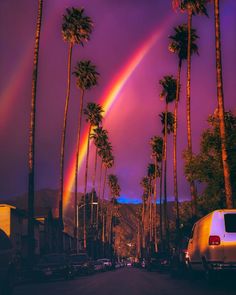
[
  {"left": 214, "top": 0, "right": 233, "bottom": 209},
  {"left": 109, "top": 200, "right": 115, "bottom": 259},
  {"left": 159, "top": 156, "right": 163, "bottom": 246},
  {"left": 83, "top": 125, "right": 92, "bottom": 249},
  {"left": 109, "top": 200, "right": 114, "bottom": 245},
  {"left": 102, "top": 166, "right": 107, "bottom": 244},
  {"left": 174, "top": 59, "right": 182, "bottom": 243},
  {"left": 102, "top": 212, "right": 106, "bottom": 257},
  {"left": 28, "top": 0, "right": 43, "bottom": 260},
  {"left": 97, "top": 160, "right": 103, "bottom": 231},
  {"left": 59, "top": 42, "right": 73, "bottom": 250},
  {"left": 137, "top": 223, "right": 141, "bottom": 258},
  {"left": 154, "top": 157, "right": 158, "bottom": 253},
  {"left": 91, "top": 148, "right": 98, "bottom": 224},
  {"left": 149, "top": 184, "right": 152, "bottom": 243},
  {"left": 187, "top": 8, "right": 197, "bottom": 217},
  {"left": 163, "top": 103, "right": 169, "bottom": 251},
  {"left": 74, "top": 89, "right": 84, "bottom": 253},
  {"left": 141, "top": 199, "right": 146, "bottom": 249}
]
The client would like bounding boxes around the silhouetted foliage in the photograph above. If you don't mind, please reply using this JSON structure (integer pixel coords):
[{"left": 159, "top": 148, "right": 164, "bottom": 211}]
[{"left": 184, "top": 111, "right": 236, "bottom": 215}]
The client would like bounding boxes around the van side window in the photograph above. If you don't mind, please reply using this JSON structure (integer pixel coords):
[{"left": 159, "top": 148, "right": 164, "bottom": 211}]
[
  {"left": 224, "top": 214, "right": 236, "bottom": 233},
  {"left": 190, "top": 225, "right": 195, "bottom": 239}
]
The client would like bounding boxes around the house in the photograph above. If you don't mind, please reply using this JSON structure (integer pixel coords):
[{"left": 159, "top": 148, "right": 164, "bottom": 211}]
[
  {"left": 0, "top": 203, "right": 76, "bottom": 256},
  {"left": 0, "top": 204, "right": 41, "bottom": 257}
]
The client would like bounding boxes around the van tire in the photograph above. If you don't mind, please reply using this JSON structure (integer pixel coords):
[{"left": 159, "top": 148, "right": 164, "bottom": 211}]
[
  {"left": 185, "top": 259, "right": 195, "bottom": 280},
  {"left": 204, "top": 269, "right": 217, "bottom": 283},
  {"left": 202, "top": 258, "right": 217, "bottom": 284}
]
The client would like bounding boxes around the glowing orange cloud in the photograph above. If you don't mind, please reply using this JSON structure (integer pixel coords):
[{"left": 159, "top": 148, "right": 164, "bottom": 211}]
[{"left": 63, "top": 20, "right": 171, "bottom": 209}]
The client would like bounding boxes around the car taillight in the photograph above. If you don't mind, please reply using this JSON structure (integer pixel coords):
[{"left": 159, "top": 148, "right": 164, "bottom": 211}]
[
  {"left": 185, "top": 251, "right": 189, "bottom": 259},
  {"left": 209, "top": 235, "right": 221, "bottom": 246}
]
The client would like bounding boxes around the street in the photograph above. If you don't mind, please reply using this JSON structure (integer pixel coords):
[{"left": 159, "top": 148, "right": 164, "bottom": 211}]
[{"left": 14, "top": 268, "right": 236, "bottom": 295}]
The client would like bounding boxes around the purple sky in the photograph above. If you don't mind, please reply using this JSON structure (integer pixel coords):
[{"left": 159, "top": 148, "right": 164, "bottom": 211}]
[{"left": 0, "top": 0, "right": 236, "bottom": 203}]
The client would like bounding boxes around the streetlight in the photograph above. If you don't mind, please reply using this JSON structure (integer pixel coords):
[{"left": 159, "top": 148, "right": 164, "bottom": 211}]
[{"left": 76, "top": 201, "right": 98, "bottom": 253}]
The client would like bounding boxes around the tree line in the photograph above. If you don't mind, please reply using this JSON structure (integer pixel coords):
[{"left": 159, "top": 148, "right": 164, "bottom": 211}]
[
  {"left": 27, "top": 2, "right": 121, "bottom": 259},
  {"left": 139, "top": 0, "right": 234, "bottom": 257}
]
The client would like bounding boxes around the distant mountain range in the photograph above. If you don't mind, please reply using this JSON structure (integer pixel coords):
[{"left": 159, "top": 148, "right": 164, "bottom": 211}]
[{"left": 0, "top": 189, "right": 177, "bottom": 242}]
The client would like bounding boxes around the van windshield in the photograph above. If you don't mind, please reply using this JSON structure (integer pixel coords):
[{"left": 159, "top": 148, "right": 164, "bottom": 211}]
[{"left": 224, "top": 214, "right": 236, "bottom": 233}]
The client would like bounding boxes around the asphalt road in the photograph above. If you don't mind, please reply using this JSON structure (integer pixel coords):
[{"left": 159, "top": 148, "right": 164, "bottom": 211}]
[{"left": 14, "top": 268, "right": 236, "bottom": 295}]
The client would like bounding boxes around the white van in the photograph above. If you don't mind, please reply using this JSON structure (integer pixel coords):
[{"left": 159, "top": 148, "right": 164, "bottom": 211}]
[{"left": 186, "top": 209, "right": 236, "bottom": 278}]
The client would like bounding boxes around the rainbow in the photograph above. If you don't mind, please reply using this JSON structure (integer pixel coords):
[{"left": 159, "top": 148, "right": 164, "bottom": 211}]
[
  {"left": 0, "top": 44, "right": 33, "bottom": 131},
  {"left": 0, "top": 7, "right": 57, "bottom": 132},
  {"left": 63, "top": 20, "right": 171, "bottom": 210}
]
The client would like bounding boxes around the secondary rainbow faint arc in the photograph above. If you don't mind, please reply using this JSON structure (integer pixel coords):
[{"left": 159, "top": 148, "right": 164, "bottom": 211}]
[{"left": 64, "top": 21, "right": 170, "bottom": 209}]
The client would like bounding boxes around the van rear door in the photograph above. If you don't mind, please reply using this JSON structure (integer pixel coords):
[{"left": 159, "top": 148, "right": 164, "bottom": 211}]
[{"left": 223, "top": 213, "right": 236, "bottom": 263}]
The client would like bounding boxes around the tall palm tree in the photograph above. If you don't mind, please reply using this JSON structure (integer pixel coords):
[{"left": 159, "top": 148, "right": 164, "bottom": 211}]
[
  {"left": 150, "top": 136, "right": 163, "bottom": 252},
  {"left": 83, "top": 102, "right": 104, "bottom": 249},
  {"left": 101, "top": 150, "right": 114, "bottom": 253},
  {"left": 108, "top": 174, "right": 120, "bottom": 245},
  {"left": 213, "top": 0, "right": 233, "bottom": 209},
  {"left": 27, "top": 0, "right": 43, "bottom": 260},
  {"left": 159, "top": 76, "right": 176, "bottom": 247},
  {"left": 59, "top": 8, "right": 93, "bottom": 236},
  {"left": 72, "top": 60, "right": 99, "bottom": 251},
  {"left": 140, "top": 176, "right": 150, "bottom": 252},
  {"left": 169, "top": 24, "right": 198, "bottom": 236},
  {"left": 91, "top": 127, "right": 109, "bottom": 227},
  {"left": 172, "top": 0, "right": 208, "bottom": 216},
  {"left": 147, "top": 163, "right": 155, "bottom": 245},
  {"left": 159, "top": 111, "right": 174, "bottom": 251},
  {"left": 98, "top": 141, "right": 113, "bottom": 205},
  {"left": 92, "top": 127, "right": 109, "bottom": 230}
]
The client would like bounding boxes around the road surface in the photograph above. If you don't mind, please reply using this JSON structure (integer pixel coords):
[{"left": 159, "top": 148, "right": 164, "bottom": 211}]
[{"left": 14, "top": 267, "right": 236, "bottom": 295}]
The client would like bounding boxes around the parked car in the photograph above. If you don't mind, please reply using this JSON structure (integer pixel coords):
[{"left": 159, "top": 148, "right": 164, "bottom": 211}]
[
  {"left": 141, "top": 259, "right": 147, "bottom": 269},
  {"left": 170, "top": 236, "right": 189, "bottom": 277},
  {"left": 70, "top": 253, "right": 94, "bottom": 275},
  {"left": 0, "top": 230, "right": 15, "bottom": 295},
  {"left": 120, "top": 261, "right": 125, "bottom": 268},
  {"left": 93, "top": 260, "right": 105, "bottom": 272},
  {"left": 132, "top": 261, "right": 141, "bottom": 268},
  {"left": 147, "top": 252, "right": 170, "bottom": 272},
  {"left": 186, "top": 209, "right": 236, "bottom": 281},
  {"left": 115, "top": 261, "right": 125, "bottom": 269},
  {"left": 33, "top": 254, "right": 74, "bottom": 281},
  {"left": 147, "top": 257, "right": 159, "bottom": 272},
  {"left": 97, "top": 259, "right": 112, "bottom": 271}
]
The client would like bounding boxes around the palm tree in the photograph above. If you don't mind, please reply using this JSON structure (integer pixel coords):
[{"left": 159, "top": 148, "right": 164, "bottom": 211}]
[
  {"left": 108, "top": 174, "right": 120, "bottom": 200},
  {"left": 90, "top": 130, "right": 111, "bottom": 257},
  {"left": 101, "top": 150, "right": 114, "bottom": 254},
  {"left": 150, "top": 136, "right": 163, "bottom": 252},
  {"left": 169, "top": 24, "right": 198, "bottom": 236},
  {"left": 140, "top": 176, "right": 150, "bottom": 252},
  {"left": 172, "top": 0, "right": 208, "bottom": 216},
  {"left": 159, "top": 75, "right": 176, "bottom": 245},
  {"left": 98, "top": 141, "right": 113, "bottom": 204},
  {"left": 72, "top": 60, "right": 99, "bottom": 251},
  {"left": 159, "top": 111, "right": 174, "bottom": 251},
  {"left": 92, "top": 127, "right": 109, "bottom": 230},
  {"left": 213, "top": 0, "right": 233, "bottom": 208},
  {"left": 59, "top": 8, "right": 93, "bottom": 237},
  {"left": 147, "top": 163, "right": 155, "bottom": 245},
  {"left": 91, "top": 127, "right": 109, "bottom": 226},
  {"left": 108, "top": 174, "right": 121, "bottom": 245},
  {"left": 83, "top": 102, "right": 104, "bottom": 249},
  {"left": 27, "top": 0, "right": 43, "bottom": 260}
]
